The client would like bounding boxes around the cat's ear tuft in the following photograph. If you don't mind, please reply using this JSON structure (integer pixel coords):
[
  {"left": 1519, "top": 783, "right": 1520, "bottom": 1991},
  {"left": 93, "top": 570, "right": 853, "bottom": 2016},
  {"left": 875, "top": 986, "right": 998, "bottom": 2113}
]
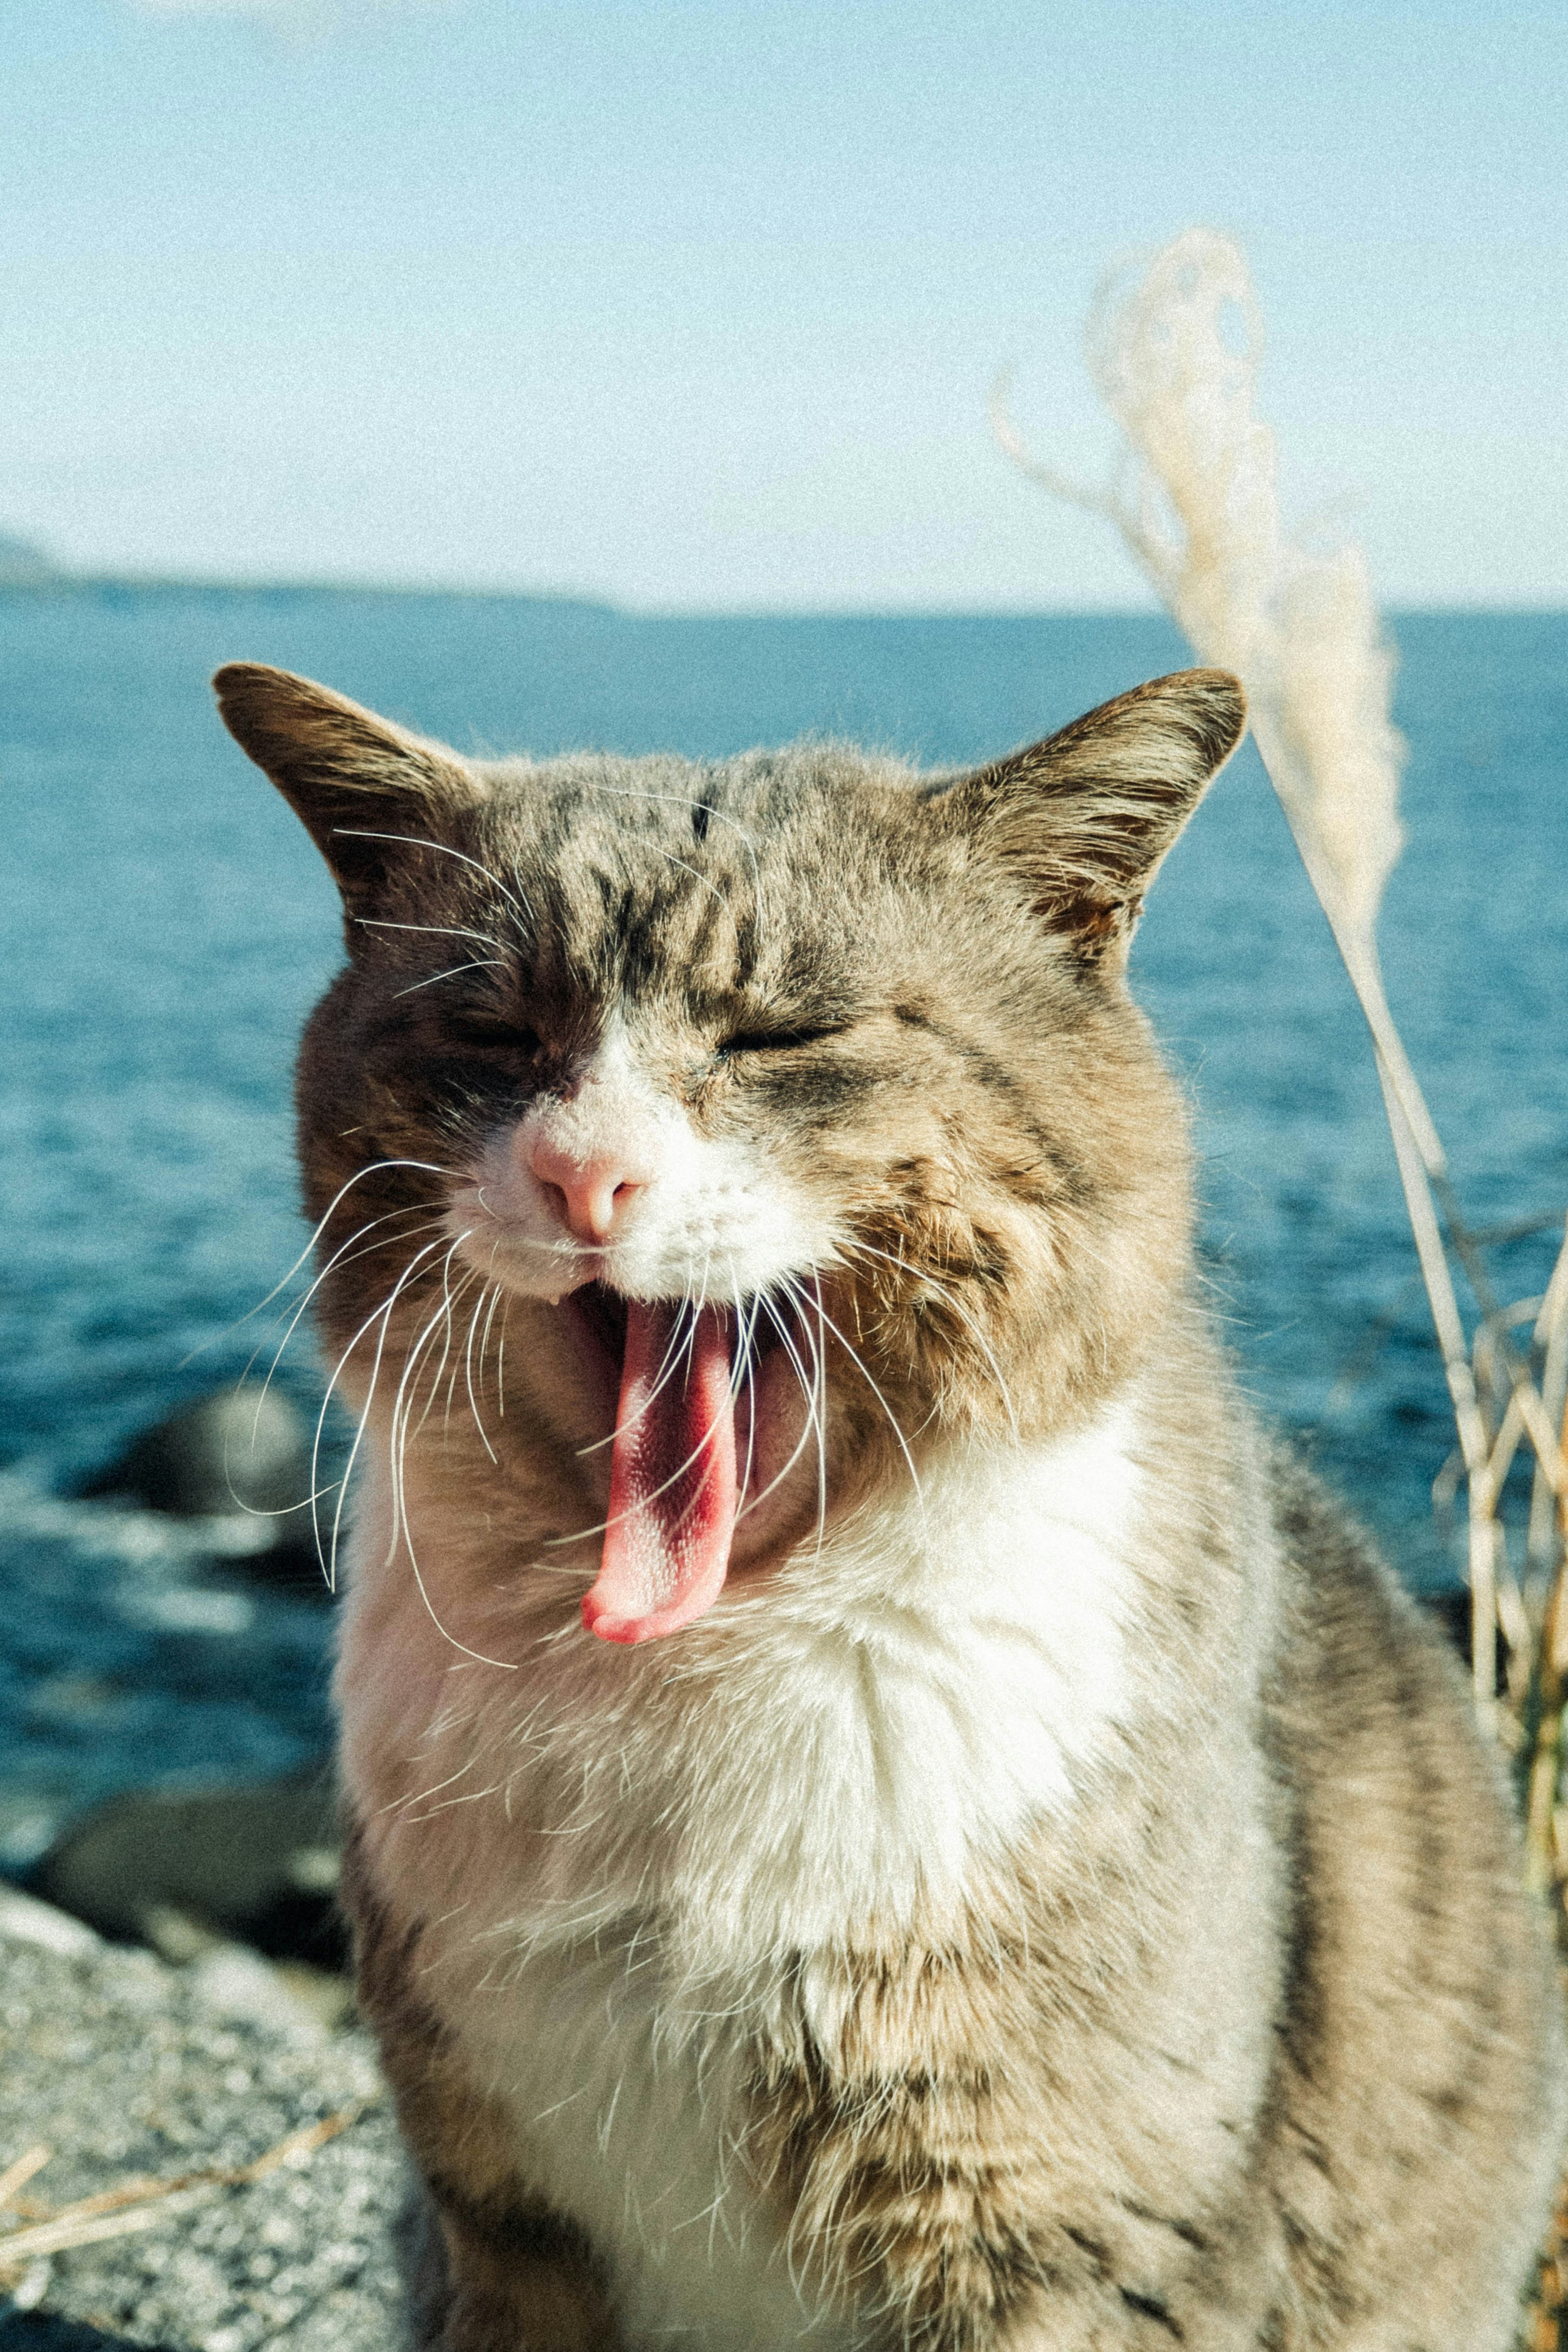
[
  {"left": 935, "top": 668, "right": 1246, "bottom": 965},
  {"left": 213, "top": 664, "right": 483, "bottom": 920}
]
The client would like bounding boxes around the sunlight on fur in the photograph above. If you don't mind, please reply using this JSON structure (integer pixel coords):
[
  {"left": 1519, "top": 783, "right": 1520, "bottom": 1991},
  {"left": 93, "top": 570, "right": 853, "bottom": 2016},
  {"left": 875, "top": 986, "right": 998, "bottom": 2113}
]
[{"left": 207, "top": 633, "right": 1567, "bottom": 2347}]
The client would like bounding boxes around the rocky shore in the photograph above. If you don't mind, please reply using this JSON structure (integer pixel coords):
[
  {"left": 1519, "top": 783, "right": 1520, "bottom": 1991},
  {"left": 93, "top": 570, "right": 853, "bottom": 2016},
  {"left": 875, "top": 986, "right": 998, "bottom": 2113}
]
[{"left": 0, "top": 1888, "right": 401, "bottom": 2351}]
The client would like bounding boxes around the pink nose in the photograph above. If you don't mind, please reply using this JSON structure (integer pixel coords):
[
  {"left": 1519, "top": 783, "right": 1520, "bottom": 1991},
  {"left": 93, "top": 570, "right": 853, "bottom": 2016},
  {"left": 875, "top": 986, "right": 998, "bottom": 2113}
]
[{"left": 529, "top": 1133, "right": 648, "bottom": 1246}]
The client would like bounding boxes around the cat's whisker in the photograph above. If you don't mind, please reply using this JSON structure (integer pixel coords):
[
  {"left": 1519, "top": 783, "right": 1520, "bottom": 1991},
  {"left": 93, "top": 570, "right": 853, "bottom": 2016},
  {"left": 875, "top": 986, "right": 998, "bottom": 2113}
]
[
  {"left": 439, "top": 1277, "right": 484, "bottom": 1437},
  {"left": 717, "top": 1274, "right": 767, "bottom": 1456},
  {"left": 401, "top": 1240, "right": 473, "bottom": 1446},
  {"left": 479, "top": 1265, "right": 507, "bottom": 1379},
  {"left": 571, "top": 1282, "right": 702, "bottom": 1459},
  {"left": 495, "top": 1289, "right": 511, "bottom": 1418},
  {"left": 731, "top": 1292, "right": 826, "bottom": 1527},
  {"left": 357, "top": 1260, "right": 454, "bottom": 1477},
  {"left": 183, "top": 1156, "right": 456, "bottom": 1367},
  {"left": 546, "top": 1315, "right": 745, "bottom": 1552},
  {"left": 315, "top": 1234, "right": 451, "bottom": 1593},
  {"left": 467, "top": 1206, "right": 592, "bottom": 1266},
  {"left": 392, "top": 1475, "right": 519, "bottom": 1674},
  {"left": 317, "top": 1257, "right": 444, "bottom": 1573},
  {"left": 245, "top": 1208, "right": 448, "bottom": 1415},
  {"left": 809, "top": 1293, "right": 829, "bottom": 1559},
  {"left": 397, "top": 1299, "right": 457, "bottom": 1458},
  {"left": 392, "top": 1751, "right": 480, "bottom": 1823},
  {"left": 334, "top": 829, "right": 532, "bottom": 931},
  {"left": 378, "top": 1234, "right": 518, "bottom": 1670},
  {"left": 784, "top": 1272, "right": 925, "bottom": 1514},
  {"left": 472, "top": 1249, "right": 517, "bottom": 1435},
  {"left": 638, "top": 1281, "right": 758, "bottom": 1556},
  {"left": 392, "top": 959, "right": 509, "bottom": 1000},
  {"left": 800, "top": 1282, "right": 830, "bottom": 1556},
  {"left": 224, "top": 1212, "right": 449, "bottom": 1525},
  {"left": 464, "top": 1282, "right": 500, "bottom": 1464},
  {"left": 566, "top": 781, "right": 763, "bottom": 901},
  {"left": 734, "top": 1283, "right": 762, "bottom": 1509},
  {"left": 654, "top": 849, "right": 731, "bottom": 914},
  {"left": 437, "top": 1277, "right": 487, "bottom": 1440},
  {"left": 354, "top": 916, "right": 508, "bottom": 952}
]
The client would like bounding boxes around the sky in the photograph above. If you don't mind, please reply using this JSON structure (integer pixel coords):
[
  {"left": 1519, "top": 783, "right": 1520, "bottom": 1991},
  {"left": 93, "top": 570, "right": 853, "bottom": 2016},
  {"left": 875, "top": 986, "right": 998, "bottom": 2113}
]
[{"left": 3, "top": 0, "right": 1565, "bottom": 610}]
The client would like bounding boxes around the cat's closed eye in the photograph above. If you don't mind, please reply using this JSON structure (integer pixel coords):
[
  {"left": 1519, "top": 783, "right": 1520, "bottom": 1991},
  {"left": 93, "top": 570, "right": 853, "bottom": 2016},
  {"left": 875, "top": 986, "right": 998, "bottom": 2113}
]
[
  {"left": 446, "top": 1015, "right": 543, "bottom": 1055},
  {"left": 716, "top": 1023, "right": 849, "bottom": 1058}
]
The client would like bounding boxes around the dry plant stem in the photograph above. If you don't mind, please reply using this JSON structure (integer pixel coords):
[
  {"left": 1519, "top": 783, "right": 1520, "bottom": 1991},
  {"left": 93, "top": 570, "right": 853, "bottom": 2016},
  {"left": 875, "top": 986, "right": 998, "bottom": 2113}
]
[
  {"left": 1437, "top": 1192, "right": 1568, "bottom": 1486},
  {"left": 1528, "top": 1565, "right": 1568, "bottom": 1903},
  {"left": 1375, "top": 1064, "right": 1500, "bottom": 1715},
  {"left": 1246, "top": 722, "right": 1440, "bottom": 1166},
  {"left": 0, "top": 2148, "right": 52, "bottom": 2216},
  {"left": 0, "top": 2103, "right": 368, "bottom": 2270},
  {"left": 0, "top": 2200, "right": 197, "bottom": 2267},
  {"left": 1245, "top": 722, "right": 1561, "bottom": 1704},
  {"left": 1509, "top": 1275, "right": 1568, "bottom": 1899},
  {"left": 1248, "top": 684, "right": 1562, "bottom": 1500},
  {"left": 1293, "top": 807, "right": 1565, "bottom": 1727},
  {"left": 1175, "top": 561, "right": 1564, "bottom": 1489},
  {"left": 1530, "top": 1227, "right": 1568, "bottom": 1588}
]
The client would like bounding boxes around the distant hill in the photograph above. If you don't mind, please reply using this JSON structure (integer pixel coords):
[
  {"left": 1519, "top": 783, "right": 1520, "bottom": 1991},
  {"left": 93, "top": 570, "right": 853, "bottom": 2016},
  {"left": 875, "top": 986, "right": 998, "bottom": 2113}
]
[
  {"left": 0, "top": 533, "right": 60, "bottom": 586},
  {"left": 0, "top": 550, "right": 610, "bottom": 611}
]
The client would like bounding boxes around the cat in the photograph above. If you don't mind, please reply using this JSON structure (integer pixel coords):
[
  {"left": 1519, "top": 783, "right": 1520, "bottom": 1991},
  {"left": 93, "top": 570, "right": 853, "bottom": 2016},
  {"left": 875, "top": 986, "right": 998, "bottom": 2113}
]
[{"left": 216, "top": 657, "right": 1566, "bottom": 2352}]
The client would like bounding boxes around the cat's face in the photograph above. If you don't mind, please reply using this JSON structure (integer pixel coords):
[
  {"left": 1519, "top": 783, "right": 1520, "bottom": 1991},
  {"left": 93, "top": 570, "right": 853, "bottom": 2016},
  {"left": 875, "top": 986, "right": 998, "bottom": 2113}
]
[{"left": 218, "top": 665, "right": 1243, "bottom": 1641}]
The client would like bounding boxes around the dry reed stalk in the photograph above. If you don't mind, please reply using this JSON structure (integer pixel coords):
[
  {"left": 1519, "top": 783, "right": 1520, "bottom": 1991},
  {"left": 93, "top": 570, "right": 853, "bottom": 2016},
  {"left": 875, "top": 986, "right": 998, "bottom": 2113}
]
[
  {"left": 1527, "top": 2171, "right": 1568, "bottom": 2350},
  {"left": 993, "top": 229, "right": 1566, "bottom": 1822},
  {"left": 0, "top": 2147, "right": 52, "bottom": 2216},
  {"left": 0, "top": 2102, "right": 368, "bottom": 2282}
]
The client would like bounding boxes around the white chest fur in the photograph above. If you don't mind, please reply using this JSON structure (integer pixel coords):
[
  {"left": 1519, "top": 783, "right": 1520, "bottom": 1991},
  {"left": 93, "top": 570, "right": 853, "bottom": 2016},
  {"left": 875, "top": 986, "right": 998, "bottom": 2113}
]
[
  {"left": 340, "top": 1398, "right": 1147, "bottom": 2347},
  {"left": 451, "top": 1933, "right": 870, "bottom": 2350}
]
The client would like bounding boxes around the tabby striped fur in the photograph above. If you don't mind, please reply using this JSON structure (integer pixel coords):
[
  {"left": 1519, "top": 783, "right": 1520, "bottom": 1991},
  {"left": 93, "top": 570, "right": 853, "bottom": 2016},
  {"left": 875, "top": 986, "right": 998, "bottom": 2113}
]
[{"left": 214, "top": 660, "right": 1566, "bottom": 2350}]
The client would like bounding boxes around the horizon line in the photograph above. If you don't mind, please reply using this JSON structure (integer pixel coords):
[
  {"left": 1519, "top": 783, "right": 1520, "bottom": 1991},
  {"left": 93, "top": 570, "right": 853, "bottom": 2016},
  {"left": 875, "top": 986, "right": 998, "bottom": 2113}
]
[{"left": 3, "top": 569, "right": 1566, "bottom": 622}]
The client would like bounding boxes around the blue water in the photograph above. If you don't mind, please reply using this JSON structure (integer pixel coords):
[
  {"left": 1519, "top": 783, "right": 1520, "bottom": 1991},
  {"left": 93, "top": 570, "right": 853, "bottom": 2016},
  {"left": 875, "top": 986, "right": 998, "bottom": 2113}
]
[{"left": 2, "top": 587, "right": 1565, "bottom": 1867}]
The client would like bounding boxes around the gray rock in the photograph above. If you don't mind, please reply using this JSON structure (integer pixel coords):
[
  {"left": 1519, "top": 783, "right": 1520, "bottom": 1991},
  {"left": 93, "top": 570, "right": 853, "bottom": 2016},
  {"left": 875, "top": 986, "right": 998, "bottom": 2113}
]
[
  {"left": 81, "top": 1392, "right": 313, "bottom": 1531},
  {"left": 31, "top": 1774, "right": 344, "bottom": 1971},
  {"left": 0, "top": 1894, "right": 101, "bottom": 1965},
  {"left": 0, "top": 1899, "right": 403, "bottom": 2350}
]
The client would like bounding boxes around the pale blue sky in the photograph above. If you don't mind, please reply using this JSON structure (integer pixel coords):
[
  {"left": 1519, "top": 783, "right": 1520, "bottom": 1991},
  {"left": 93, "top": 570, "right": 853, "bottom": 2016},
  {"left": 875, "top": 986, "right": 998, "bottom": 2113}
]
[{"left": 4, "top": 0, "right": 1564, "bottom": 608}]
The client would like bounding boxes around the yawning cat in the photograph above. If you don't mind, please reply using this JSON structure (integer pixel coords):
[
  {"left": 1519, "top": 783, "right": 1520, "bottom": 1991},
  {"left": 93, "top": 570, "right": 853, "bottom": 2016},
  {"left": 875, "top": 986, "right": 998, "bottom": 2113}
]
[{"left": 217, "top": 659, "right": 1565, "bottom": 2352}]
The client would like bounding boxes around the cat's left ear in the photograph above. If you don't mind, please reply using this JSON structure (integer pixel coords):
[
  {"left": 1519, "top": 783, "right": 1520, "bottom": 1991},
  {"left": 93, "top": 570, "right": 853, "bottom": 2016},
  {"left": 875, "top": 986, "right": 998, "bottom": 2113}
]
[{"left": 934, "top": 668, "right": 1246, "bottom": 966}]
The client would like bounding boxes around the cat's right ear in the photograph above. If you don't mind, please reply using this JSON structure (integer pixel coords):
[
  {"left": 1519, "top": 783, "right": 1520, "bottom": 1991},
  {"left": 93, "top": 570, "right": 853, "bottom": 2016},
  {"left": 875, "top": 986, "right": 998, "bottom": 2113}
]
[{"left": 213, "top": 664, "right": 482, "bottom": 927}]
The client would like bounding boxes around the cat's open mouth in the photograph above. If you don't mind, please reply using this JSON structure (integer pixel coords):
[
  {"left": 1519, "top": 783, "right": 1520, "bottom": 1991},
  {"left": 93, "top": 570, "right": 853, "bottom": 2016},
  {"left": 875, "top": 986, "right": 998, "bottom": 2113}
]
[
  {"left": 560, "top": 1280, "right": 791, "bottom": 1408},
  {"left": 557, "top": 1282, "right": 798, "bottom": 1648}
]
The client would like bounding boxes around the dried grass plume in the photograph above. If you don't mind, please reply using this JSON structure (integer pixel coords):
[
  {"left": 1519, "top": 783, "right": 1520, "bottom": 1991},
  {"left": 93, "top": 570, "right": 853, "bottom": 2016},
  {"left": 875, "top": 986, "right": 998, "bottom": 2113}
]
[{"left": 992, "top": 227, "right": 1566, "bottom": 1748}]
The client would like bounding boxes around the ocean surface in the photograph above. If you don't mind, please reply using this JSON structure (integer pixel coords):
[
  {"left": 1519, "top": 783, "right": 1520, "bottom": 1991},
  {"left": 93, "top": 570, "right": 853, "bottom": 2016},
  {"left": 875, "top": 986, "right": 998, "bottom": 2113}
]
[{"left": 2, "top": 587, "right": 1564, "bottom": 1870}]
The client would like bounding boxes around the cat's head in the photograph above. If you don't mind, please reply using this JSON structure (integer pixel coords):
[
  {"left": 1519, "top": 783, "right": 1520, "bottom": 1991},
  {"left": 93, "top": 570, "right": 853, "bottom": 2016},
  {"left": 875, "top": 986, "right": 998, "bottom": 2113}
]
[{"left": 216, "top": 663, "right": 1243, "bottom": 1642}]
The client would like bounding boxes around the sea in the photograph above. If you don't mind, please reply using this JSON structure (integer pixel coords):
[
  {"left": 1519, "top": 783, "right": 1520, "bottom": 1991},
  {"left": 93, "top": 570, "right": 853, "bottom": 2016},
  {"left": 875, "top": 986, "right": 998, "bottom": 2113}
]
[{"left": 2, "top": 587, "right": 1564, "bottom": 1873}]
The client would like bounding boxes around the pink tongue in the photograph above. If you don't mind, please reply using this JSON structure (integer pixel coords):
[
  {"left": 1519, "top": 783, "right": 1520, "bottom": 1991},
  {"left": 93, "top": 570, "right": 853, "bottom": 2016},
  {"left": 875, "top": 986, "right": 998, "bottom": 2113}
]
[{"left": 581, "top": 1300, "right": 737, "bottom": 1645}]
